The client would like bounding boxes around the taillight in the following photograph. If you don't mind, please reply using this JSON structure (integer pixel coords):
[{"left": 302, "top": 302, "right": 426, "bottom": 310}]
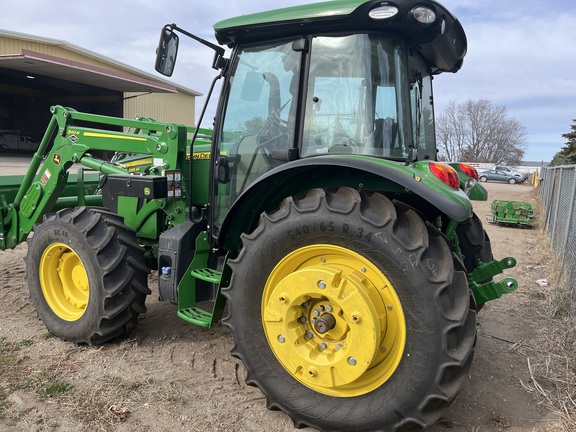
[
  {"left": 429, "top": 162, "right": 460, "bottom": 189},
  {"left": 458, "top": 163, "right": 479, "bottom": 181}
]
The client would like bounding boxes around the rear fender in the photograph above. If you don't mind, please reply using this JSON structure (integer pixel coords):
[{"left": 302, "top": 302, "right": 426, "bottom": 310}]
[
  {"left": 218, "top": 156, "right": 473, "bottom": 250},
  {"left": 448, "top": 162, "right": 488, "bottom": 201}
]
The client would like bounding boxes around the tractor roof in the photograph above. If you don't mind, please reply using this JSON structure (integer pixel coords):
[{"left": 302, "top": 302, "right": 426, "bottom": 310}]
[{"left": 213, "top": 0, "right": 467, "bottom": 74}]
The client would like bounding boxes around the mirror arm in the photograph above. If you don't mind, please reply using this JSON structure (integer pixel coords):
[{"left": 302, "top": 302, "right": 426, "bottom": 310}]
[{"left": 168, "top": 23, "right": 226, "bottom": 70}]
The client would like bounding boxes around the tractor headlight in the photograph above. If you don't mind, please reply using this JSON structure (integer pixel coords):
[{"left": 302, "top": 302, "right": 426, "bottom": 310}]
[
  {"left": 411, "top": 6, "right": 436, "bottom": 24},
  {"left": 369, "top": 5, "right": 399, "bottom": 20}
]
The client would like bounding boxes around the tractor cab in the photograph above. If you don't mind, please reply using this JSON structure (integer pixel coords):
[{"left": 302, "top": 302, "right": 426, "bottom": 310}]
[{"left": 205, "top": 0, "right": 467, "bottom": 235}]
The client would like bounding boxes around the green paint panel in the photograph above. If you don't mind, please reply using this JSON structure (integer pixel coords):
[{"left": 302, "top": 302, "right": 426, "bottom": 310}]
[{"left": 214, "top": 0, "right": 363, "bottom": 31}]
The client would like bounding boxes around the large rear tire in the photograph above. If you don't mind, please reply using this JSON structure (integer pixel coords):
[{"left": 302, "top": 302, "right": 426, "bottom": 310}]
[
  {"left": 224, "top": 187, "right": 476, "bottom": 431},
  {"left": 26, "top": 207, "right": 151, "bottom": 345},
  {"left": 456, "top": 213, "right": 493, "bottom": 311},
  {"left": 457, "top": 213, "right": 492, "bottom": 271}
]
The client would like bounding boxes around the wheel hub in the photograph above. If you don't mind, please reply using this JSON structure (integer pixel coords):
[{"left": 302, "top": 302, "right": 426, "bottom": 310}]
[
  {"left": 262, "top": 245, "right": 406, "bottom": 397},
  {"left": 39, "top": 243, "right": 89, "bottom": 321},
  {"left": 313, "top": 312, "right": 336, "bottom": 334}
]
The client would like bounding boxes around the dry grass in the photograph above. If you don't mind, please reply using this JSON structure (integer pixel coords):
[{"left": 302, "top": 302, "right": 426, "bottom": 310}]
[
  {"left": 58, "top": 373, "right": 181, "bottom": 431},
  {"left": 0, "top": 334, "right": 184, "bottom": 430},
  {"left": 520, "top": 324, "right": 576, "bottom": 431},
  {"left": 517, "top": 191, "right": 576, "bottom": 431}
]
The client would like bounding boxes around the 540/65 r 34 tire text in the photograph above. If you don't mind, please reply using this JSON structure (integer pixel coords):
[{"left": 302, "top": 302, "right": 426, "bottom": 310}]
[{"left": 224, "top": 187, "right": 476, "bottom": 431}]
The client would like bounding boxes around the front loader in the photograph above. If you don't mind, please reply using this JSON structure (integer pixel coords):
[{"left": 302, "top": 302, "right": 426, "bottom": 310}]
[{"left": 0, "top": 0, "right": 518, "bottom": 430}]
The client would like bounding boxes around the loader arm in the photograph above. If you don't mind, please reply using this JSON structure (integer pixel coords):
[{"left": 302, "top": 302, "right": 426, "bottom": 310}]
[{"left": 0, "top": 105, "right": 206, "bottom": 250}]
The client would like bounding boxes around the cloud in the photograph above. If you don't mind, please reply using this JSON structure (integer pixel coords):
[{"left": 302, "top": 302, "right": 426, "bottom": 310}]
[{"left": 435, "top": 0, "right": 576, "bottom": 160}]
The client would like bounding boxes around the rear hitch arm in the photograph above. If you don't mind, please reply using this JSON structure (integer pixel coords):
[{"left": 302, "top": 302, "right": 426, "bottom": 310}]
[{"left": 469, "top": 257, "right": 518, "bottom": 305}]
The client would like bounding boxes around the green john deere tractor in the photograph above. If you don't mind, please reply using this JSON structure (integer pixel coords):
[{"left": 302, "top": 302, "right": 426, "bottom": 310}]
[{"left": 0, "top": 0, "right": 518, "bottom": 430}]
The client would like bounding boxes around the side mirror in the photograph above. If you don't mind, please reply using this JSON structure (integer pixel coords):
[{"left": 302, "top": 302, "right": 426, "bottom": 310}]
[{"left": 155, "top": 25, "right": 179, "bottom": 77}]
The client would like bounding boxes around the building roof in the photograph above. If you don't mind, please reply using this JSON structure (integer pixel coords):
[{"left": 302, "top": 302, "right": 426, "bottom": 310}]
[
  {"left": 0, "top": 29, "right": 201, "bottom": 96},
  {"left": 522, "top": 161, "right": 550, "bottom": 168}
]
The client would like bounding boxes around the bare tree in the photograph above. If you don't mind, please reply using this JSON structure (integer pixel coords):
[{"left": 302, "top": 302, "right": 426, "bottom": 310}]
[{"left": 436, "top": 99, "right": 527, "bottom": 164}]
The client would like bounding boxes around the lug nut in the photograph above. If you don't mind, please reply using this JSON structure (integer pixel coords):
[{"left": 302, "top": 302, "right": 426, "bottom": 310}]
[
  {"left": 317, "top": 280, "right": 327, "bottom": 289},
  {"left": 348, "top": 357, "right": 357, "bottom": 366}
]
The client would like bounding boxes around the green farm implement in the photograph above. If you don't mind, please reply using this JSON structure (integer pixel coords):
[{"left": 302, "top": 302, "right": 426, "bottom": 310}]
[
  {"left": 490, "top": 200, "right": 535, "bottom": 227},
  {"left": 0, "top": 1, "right": 518, "bottom": 430}
]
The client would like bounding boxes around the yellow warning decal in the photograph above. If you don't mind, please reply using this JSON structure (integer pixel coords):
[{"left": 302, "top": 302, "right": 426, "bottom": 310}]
[
  {"left": 121, "top": 157, "right": 152, "bottom": 167},
  {"left": 84, "top": 132, "right": 147, "bottom": 142}
]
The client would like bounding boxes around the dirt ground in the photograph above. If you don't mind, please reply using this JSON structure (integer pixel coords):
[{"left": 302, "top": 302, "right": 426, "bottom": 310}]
[{"left": 0, "top": 176, "right": 573, "bottom": 432}]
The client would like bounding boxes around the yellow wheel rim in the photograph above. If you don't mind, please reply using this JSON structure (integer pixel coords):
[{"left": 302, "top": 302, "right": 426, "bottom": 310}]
[
  {"left": 262, "top": 245, "right": 406, "bottom": 397},
  {"left": 39, "top": 243, "right": 89, "bottom": 321}
]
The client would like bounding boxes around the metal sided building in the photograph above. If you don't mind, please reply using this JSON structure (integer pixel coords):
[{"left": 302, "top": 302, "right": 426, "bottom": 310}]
[{"left": 0, "top": 29, "right": 200, "bottom": 151}]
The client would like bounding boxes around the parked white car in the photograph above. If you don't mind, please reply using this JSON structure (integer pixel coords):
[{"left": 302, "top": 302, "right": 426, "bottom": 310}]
[{"left": 494, "top": 165, "right": 528, "bottom": 180}]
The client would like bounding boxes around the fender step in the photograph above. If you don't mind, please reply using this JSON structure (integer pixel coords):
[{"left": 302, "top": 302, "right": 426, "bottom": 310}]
[
  {"left": 177, "top": 306, "right": 214, "bottom": 327},
  {"left": 190, "top": 268, "right": 222, "bottom": 284},
  {"left": 177, "top": 267, "right": 225, "bottom": 328}
]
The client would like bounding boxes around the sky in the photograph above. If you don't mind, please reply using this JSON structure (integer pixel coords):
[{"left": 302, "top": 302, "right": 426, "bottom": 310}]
[{"left": 1, "top": 0, "right": 575, "bottom": 163}]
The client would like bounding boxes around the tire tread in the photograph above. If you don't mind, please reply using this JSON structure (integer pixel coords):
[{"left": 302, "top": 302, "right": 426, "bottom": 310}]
[
  {"left": 26, "top": 207, "right": 150, "bottom": 345},
  {"left": 224, "top": 187, "right": 476, "bottom": 431}
]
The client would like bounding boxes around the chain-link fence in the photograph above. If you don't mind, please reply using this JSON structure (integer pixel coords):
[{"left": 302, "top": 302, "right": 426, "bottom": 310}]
[{"left": 540, "top": 165, "right": 576, "bottom": 312}]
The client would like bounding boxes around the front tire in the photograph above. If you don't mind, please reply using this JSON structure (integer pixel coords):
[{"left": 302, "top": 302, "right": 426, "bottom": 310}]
[
  {"left": 224, "top": 187, "right": 476, "bottom": 431},
  {"left": 26, "top": 207, "right": 151, "bottom": 345}
]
